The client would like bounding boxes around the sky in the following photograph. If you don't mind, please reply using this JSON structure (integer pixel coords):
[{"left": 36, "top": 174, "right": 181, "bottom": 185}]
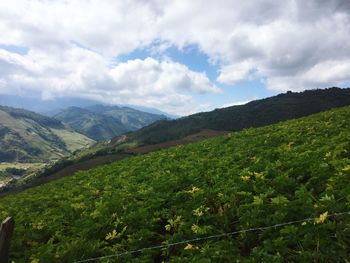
[{"left": 0, "top": 0, "right": 349, "bottom": 116}]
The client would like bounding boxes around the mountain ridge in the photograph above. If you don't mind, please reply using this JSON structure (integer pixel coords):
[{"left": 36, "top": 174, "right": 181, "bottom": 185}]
[
  {"left": 2, "top": 87, "right": 349, "bottom": 193},
  {"left": 54, "top": 104, "right": 167, "bottom": 141},
  {"left": 0, "top": 105, "right": 94, "bottom": 162},
  {"left": 125, "top": 87, "right": 350, "bottom": 145},
  {"left": 0, "top": 94, "right": 175, "bottom": 118},
  {"left": 1, "top": 105, "right": 349, "bottom": 261}
]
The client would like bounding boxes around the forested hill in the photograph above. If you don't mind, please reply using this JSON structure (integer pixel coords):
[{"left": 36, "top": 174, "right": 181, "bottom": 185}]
[
  {"left": 0, "top": 106, "right": 94, "bottom": 162},
  {"left": 54, "top": 105, "right": 167, "bottom": 141},
  {"left": 1, "top": 105, "right": 349, "bottom": 261},
  {"left": 127, "top": 87, "right": 350, "bottom": 144}
]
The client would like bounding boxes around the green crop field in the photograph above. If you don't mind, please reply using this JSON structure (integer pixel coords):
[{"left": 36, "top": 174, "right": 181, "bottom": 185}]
[{"left": 0, "top": 106, "right": 349, "bottom": 262}]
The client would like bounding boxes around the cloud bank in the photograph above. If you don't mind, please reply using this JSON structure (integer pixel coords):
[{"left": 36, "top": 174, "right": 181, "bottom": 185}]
[{"left": 0, "top": 0, "right": 349, "bottom": 114}]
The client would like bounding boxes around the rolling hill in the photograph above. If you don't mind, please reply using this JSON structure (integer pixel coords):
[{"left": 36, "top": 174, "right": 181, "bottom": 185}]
[
  {"left": 125, "top": 87, "right": 350, "bottom": 145},
  {"left": 0, "top": 105, "right": 349, "bottom": 262},
  {"left": 12, "top": 87, "right": 348, "bottom": 193},
  {"left": 0, "top": 105, "right": 95, "bottom": 163},
  {"left": 2, "top": 88, "right": 349, "bottom": 194},
  {"left": 54, "top": 105, "right": 167, "bottom": 141}
]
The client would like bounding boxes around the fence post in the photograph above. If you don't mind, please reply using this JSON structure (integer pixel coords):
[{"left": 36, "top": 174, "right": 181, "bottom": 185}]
[{"left": 0, "top": 217, "right": 15, "bottom": 263}]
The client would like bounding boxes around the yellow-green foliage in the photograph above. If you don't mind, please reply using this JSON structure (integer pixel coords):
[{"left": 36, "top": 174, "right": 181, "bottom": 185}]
[
  {"left": 51, "top": 128, "right": 95, "bottom": 153},
  {"left": 0, "top": 106, "right": 349, "bottom": 262}
]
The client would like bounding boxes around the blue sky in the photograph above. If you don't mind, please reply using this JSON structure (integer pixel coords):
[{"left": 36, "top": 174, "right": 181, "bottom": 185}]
[
  {"left": 0, "top": 44, "right": 29, "bottom": 55},
  {"left": 0, "top": 0, "right": 349, "bottom": 115},
  {"left": 119, "top": 44, "right": 279, "bottom": 110}
]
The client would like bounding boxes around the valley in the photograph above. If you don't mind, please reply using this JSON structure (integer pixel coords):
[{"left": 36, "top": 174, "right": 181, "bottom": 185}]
[
  {"left": 0, "top": 105, "right": 349, "bottom": 261},
  {"left": 1, "top": 2, "right": 349, "bottom": 262},
  {"left": 0, "top": 104, "right": 168, "bottom": 191},
  {"left": 53, "top": 105, "right": 167, "bottom": 141},
  {"left": 1, "top": 88, "right": 350, "bottom": 194}
]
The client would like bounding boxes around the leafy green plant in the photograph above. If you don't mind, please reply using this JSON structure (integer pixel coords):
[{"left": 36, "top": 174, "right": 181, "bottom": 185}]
[{"left": 0, "top": 106, "right": 349, "bottom": 262}]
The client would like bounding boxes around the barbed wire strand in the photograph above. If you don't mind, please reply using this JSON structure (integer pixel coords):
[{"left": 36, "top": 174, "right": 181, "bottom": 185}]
[{"left": 74, "top": 211, "right": 350, "bottom": 263}]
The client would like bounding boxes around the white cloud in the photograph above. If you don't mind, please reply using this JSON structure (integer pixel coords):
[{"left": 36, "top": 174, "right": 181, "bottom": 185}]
[
  {"left": 109, "top": 58, "right": 219, "bottom": 95},
  {"left": 217, "top": 60, "right": 256, "bottom": 84},
  {"left": 0, "top": 0, "right": 349, "bottom": 114},
  {"left": 222, "top": 98, "right": 258, "bottom": 108},
  {"left": 267, "top": 60, "right": 350, "bottom": 91},
  {"left": 0, "top": 47, "right": 218, "bottom": 115},
  {"left": 155, "top": 0, "right": 350, "bottom": 91},
  {"left": 0, "top": 0, "right": 159, "bottom": 56}
]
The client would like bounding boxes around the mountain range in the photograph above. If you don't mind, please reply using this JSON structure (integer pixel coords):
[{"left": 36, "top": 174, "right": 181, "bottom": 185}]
[
  {"left": 53, "top": 105, "right": 168, "bottom": 141},
  {"left": 0, "top": 94, "right": 176, "bottom": 118},
  {"left": 2, "top": 103, "right": 349, "bottom": 261},
  {"left": 0, "top": 102, "right": 169, "bottom": 163},
  {"left": 0, "top": 105, "right": 94, "bottom": 162},
  {"left": 1, "top": 87, "right": 350, "bottom": 192}
]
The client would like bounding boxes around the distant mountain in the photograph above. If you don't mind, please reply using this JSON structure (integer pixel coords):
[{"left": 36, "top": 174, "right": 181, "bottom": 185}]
[
  {"left": 123, "top": 104, "right": 178, "bottom": 119},
  {"left": 54, "top": 105, "right": 167, "bottom": 141},
  {"left": 0, "top": 95, "right": 99, "bottom": 114},
  {"left": 0, "top": 94, "right": 177, "bottom": 118},
  {"left": 2, "top": 105, "right": 350, "bottom": 261},
  {"left": 126, "top": 87, "right": 350, "bottom": 145},
  {"left": 0, "top": 105, "right": 95, "bottom": 162},
  {"left": 3, "top": 87, "right": 349, "bottom": 193}
]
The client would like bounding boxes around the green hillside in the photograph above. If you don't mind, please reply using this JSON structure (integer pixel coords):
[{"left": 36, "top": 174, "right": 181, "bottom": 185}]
[
  {"left": 54, "top": 107, "right": 128, "bottom": 142},
  {"left": 127, "top": 87, "right": 350, "bottom": 145},
  {"left": 54, "top": 105, "right": 167, "bottom": 141},
  {"left": 0, "top": 105, "right": 95, "bottom": 162},
  {"left": 1, "top": 106, "right": 349, "bottom": 262},
  {"left": 85, "top": 105, "right": 168, "bottom": 131}
]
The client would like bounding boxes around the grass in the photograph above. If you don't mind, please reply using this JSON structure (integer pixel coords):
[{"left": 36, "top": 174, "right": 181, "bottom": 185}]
[{"left": 51, "top": 128, "right": 95, "bottom": 153}]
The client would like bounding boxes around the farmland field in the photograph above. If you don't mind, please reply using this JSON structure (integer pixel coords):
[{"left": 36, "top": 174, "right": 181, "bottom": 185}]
[{"left": 0, "top": 106, "right": 349, "bottom": 262}]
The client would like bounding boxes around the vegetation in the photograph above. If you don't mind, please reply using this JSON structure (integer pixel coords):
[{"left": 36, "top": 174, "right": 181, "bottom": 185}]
[
  {"left": 9, "top": 87, "right": 346, "bottom": 194},
  {"left": 0, "top": 105, "right": 95, "bottom": 189},
  {"left": 0, "top": 163, "right": 45, "bottom": 189},
  {"left": 0, "top": 105, "right": 95, "bottom": 163},
  {"left": 8, "top": 87, "right": 347, "bottom": 194},
  {"left": 0, "top": 106, "right": 349, "bottom": 262},
  {"left": 54, "top": 105, "right": 167, "bottom": 141},
  {"left": 0, "top": 105, "right": 63, "bottom": 129},
  {"left": 0, "top": 163, "right": 44, "bottom": 175},
  {"left": 127, "top": 87, "right": 350, "bottom": 145},
  {"left": 0, "top": 135, "right": 134, "bottom": 194}
]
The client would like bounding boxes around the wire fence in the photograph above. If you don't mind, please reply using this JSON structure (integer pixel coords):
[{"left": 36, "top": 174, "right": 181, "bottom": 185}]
[{"left": 74, "top": 210, "right": 350, "bottom": 263}]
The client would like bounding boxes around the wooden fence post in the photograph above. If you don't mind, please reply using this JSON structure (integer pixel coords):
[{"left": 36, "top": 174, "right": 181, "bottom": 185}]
[{"left": 0, "top": 217, "right": 15, "bottom": 263}]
